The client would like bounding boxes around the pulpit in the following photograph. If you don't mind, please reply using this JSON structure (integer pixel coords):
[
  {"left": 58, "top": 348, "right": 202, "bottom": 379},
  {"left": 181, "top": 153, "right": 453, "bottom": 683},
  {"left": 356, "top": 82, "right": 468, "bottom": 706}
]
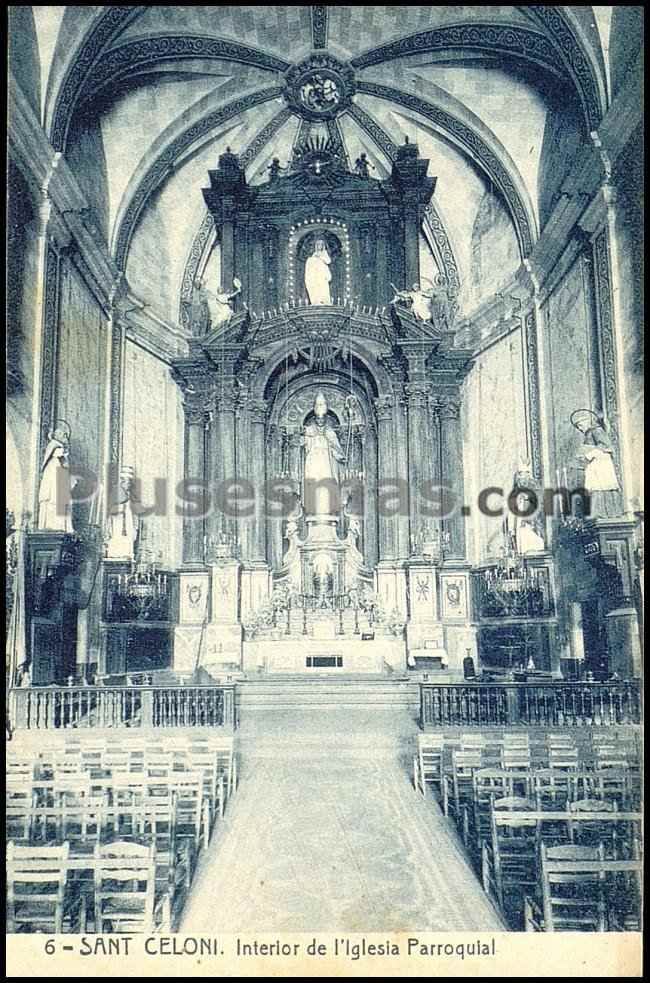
[{"left": 25, "top": 532, "right": 81, "bottom": 685}]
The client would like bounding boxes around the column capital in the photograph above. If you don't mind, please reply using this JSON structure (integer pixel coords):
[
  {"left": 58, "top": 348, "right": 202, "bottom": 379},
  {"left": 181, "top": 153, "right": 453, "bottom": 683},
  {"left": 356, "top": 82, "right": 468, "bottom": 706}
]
[
  {"left": 374, "top": 394, "right": 394, "bottom": 422},
  {"left": 436, "top": 396, "right": 461, "bottom": 421},
  {"left": 214, "top": 387, "right": 238, "bottom": 413},
  {"left": 184, "top": 398, "right": 210, "bottom": 427},
  {"left": 404, "top": 382, "right": 432, "bottom": 408},
  {"left": 248, "top": 398, "right": 268, "bottom": 424}
]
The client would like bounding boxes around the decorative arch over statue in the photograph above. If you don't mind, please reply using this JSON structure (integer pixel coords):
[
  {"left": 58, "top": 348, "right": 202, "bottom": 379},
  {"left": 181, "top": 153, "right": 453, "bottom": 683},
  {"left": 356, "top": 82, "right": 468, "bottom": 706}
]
[{"left": 288, "top": 219, "right": 351, "bottom": 306}]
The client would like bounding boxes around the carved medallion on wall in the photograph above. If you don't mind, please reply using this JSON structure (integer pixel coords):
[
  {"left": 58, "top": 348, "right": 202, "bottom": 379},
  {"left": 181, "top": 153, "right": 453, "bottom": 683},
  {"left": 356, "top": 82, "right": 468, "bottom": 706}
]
[{"left": 284, "top": 55, "right": 355, "bottom": 121}]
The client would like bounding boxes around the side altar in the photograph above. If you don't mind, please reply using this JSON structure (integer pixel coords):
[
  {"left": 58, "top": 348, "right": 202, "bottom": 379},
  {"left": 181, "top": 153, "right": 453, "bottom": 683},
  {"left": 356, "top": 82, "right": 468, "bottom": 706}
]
[{"left": 169, "top": 135, "right": 475, "bottom": 675}]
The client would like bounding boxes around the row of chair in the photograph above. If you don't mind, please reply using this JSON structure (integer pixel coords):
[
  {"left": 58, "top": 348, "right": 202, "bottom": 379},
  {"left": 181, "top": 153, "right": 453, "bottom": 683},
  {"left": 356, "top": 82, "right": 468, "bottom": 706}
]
[
  {"left": 7, "top": 839, "right": 167, "bottom": 934},
  {"left": 413, "top": 730, "right": 642, "bottom": 930},
  {"left": 479, "top": 798, "right": 642, "bottom": 931},
  {"left": 415, "top": 730, "right": 640, "bottom": 805},
  {"left": 6, "top": 732, "right": 238, "bottom": 933}
]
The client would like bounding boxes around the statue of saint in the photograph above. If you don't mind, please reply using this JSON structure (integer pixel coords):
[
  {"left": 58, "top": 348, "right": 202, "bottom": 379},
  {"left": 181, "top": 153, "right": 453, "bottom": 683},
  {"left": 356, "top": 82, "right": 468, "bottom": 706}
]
[
  {"left": 198, "top": 276, "right": 242, "bottom": 332},
  {"left": 37, "top": 424, "right": 73, "bottom": 532},
  {"left": 302, "top": 392, "right": 345, "bottom": 514},
  {"left": 105, "top": 467, "right": 139, "bottom": 560},
  {"left": 571, "top": 409, "right": 621, "bottom": 518},
  {"left": 304, "top": 238, "right": 332, "bottom": 305},
  {"left": 429, "top": 274, "right": 458, "bottom": 332}
]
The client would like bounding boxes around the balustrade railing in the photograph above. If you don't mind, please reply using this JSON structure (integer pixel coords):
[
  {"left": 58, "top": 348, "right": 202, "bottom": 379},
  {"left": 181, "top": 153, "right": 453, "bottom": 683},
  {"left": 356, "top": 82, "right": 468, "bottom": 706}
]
[
  {"left": 9, "top": 683, "right": 236, "bottom": 730},
  {"left": 420, "top": 680, "right": 641, "bottom": 728}
]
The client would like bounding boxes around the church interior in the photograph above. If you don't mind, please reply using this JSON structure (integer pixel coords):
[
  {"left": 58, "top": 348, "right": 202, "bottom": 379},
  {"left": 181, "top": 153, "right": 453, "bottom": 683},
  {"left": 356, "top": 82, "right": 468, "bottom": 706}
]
[{"left": 6, "top": 6, "right": 643, "bottom": 937}]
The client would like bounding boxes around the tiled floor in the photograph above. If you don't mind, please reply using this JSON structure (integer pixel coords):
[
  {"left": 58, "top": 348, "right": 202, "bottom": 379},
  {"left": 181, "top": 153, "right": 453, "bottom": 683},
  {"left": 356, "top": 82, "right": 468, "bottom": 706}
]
[{"left": 181, "top": 707, "right": 504, "bottom": 932}]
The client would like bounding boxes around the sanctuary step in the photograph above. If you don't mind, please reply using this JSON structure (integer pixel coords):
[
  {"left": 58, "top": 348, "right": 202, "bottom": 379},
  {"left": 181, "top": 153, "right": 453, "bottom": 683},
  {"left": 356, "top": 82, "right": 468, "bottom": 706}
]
[{"left": 236, "top": 674, "right": 421, "bottom": 712}]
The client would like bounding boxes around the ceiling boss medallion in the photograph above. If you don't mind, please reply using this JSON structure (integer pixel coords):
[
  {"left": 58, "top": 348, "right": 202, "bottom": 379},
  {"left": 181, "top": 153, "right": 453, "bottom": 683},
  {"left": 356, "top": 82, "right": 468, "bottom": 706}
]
[{"left": 284, "top": 55, "right": 356, "bottom": 121}]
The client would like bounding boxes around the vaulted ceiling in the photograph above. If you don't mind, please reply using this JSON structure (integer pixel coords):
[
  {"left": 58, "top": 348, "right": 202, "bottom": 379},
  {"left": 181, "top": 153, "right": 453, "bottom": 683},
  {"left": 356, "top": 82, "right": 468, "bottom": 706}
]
[{"left": 11, "top": 6, "right": 633, "bottom": 322}]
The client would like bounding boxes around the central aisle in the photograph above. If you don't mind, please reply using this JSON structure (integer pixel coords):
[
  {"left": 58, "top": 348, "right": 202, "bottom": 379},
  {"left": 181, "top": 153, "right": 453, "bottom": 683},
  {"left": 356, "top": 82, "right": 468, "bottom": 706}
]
[{"left": 181, "top": 707, "right": 504, "bottom": 932}]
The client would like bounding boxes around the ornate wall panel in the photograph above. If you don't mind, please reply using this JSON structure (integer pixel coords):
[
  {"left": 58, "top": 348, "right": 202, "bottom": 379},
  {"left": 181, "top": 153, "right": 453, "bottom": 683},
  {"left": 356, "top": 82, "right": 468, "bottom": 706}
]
[
  {"left": 544, "top": 253, "right": 603, "bottom": 480},
  {"left": 462, "top": 329, "right": 528, "bottom": 559},
  {"left": 55, "top": 255, "right": 108, "bottom": 481},
  {"left": 122, "top": 339, "right": 184, "bottom": 566}
]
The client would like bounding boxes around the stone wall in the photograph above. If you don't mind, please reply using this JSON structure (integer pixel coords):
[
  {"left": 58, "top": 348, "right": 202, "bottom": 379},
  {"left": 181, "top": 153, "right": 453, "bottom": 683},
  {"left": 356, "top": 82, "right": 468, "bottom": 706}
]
[{"left": 462, "top": 327, "right": 528, "bottom": 563}]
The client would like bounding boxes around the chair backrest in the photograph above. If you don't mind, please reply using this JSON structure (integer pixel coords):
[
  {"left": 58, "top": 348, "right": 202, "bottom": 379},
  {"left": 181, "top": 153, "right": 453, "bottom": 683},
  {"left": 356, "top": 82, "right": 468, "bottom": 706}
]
[
  {"left": 595, "top": 746, "right": 629, "bottom": 770},
  {"left": 418, "top": 735, "right": 444, "bottom": 774},
  {"left": 7, "top": 841, "right": 70, "bottom": 934},
  {"left": 452, "top": 748, "right": 484, "bottom": 775},
  {"left": 548, "top": 745, "right": 579, "bottom": 770},
  {"left": 540, "top": 841, "right": 607, "bottom": 931},
  {"left": 569, "top": 798, "right": 617, "bottom": 813},
  {"left": 474, "top": 768, "right": 523, "bottom": 797},
  {"left": 492, "top": 795, "right": 538, "bottom": 830},
  {"left": 6, "top": 757, "right": 33, "bottom": 782},
  {"left": 93, "top": 840, "right": 156, "bottom": 933},
  {"left": 500, "top": 744, "right": 532, "bottom": 770}
]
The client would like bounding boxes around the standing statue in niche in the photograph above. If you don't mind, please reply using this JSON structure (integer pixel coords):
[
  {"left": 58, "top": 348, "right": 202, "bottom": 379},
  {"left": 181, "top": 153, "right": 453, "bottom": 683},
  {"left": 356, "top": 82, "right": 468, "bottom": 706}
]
[
  {"left": 304, "top": 238, "right": 332, "bottom": 305},
  {"left": 571, "top": 409, "right": 621, "bottom": 518},
  {"left": 37, "top": 422, "right": 73, "bottom": 532},
  {"left": 105, "top": 466, "right": 139, "bottom": 560},
  {"left": 302, "top": 392, "right": 346, "bottom": 514},
  {"left": 196, "top": 276, "right": 242, "bottom": 332},
  {"left": 508, "top": 460, "right": 545, "bottom": 554}
]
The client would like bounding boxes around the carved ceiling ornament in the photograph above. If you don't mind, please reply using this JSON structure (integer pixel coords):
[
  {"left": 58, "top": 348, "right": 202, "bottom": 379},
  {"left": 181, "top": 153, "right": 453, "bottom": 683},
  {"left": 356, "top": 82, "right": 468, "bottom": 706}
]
[{"left": 284, "top": 55, "right": 356, "bottom": 122}]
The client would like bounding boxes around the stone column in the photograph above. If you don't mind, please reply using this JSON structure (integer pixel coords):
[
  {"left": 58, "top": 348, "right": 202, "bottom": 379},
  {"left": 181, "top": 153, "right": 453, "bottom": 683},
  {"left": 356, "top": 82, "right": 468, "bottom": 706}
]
[
  {"left": 248, "top": 398, "right": 268, "bottom": 563},
  {"left": 376, "top": 223, "right": 391, "bottom": 306},
  {"left": 438, "top": 396, "right": 466, "bottom": 558},
  {"left": 362, "top": 423, "right": 378, "bottom": 568},
  {"left": 266, "top": 423, "right": 283, "bottom": 572},
  {"left": 405, "top": 382, "right": 435, "bottom": 553},
  {"left": 220, "top": 201, "right": 235, "bottom": 289},
  {"left": 212, "top": 384, "right": 238, "bottom": 549},
  {"left": 182, "top": 398, "right": 209, "bottom": 566},
  {"left": 234, "top": 213, "right": 250, "bottom": 307},
  {"left": 393, "top": 393, "right": 410, "bottom": 560},
  {"left": 403, "top": 202, "right": 421, "bottom": 287},
  {"left": 374, "top": 395, "right": 396, "bottom": 561},
  {"left": 250, "top": 228, "right": 265, "bottom": 315},
  {"left": 28, "top": 191, "right": 59, "bottom": 517}
]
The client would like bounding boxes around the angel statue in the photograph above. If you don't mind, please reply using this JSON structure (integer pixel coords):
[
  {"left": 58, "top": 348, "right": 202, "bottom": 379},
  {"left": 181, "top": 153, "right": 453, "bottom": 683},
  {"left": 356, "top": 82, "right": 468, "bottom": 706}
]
[
  {"left": 570, "top": 409, "right": 621, "bottom": 518},
  {"left": 196, "top": 276, "right": 242, "bottom": 332},
  {"left": 390, "top": 280, "right": 434, "bottom": 323},
  {"left": 38, "top": 421, "right": 73, "bottom": 531}
]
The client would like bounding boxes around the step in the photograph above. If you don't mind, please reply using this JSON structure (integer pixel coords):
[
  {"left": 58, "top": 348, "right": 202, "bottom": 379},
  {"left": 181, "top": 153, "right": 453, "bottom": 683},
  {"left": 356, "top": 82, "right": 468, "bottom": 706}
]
[{"left": 236, "top": 677, "right": 421, "bottom": 710}]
